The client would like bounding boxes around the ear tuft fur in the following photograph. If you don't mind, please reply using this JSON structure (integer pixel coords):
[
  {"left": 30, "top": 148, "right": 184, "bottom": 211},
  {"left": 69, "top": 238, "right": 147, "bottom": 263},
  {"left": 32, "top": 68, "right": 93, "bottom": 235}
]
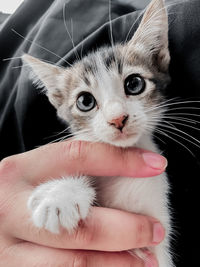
[
  {"left": 22, "top": 54, "right": 46, "bottom": 90},
  {"left": 126, "top": 0, "right": 170, "bottom": 72},
  {"left": 22, "top": 54, "right": 66, "bottom": 108}
]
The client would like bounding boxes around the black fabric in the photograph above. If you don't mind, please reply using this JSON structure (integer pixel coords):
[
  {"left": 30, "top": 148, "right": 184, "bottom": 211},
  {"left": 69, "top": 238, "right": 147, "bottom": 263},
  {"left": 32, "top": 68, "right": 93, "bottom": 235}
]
[{"left": 0, "top": 0, "right": 200, "bottom": 266}]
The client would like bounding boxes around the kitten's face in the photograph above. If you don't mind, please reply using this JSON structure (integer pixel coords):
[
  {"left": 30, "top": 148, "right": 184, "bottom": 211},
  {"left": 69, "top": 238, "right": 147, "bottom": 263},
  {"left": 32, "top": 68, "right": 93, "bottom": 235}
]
[
  {"left": 56, "top": 46, "right": 169, "bottom": 147},
  {"left": 23, "top": 0, "right": 170, "bottom": 147}
]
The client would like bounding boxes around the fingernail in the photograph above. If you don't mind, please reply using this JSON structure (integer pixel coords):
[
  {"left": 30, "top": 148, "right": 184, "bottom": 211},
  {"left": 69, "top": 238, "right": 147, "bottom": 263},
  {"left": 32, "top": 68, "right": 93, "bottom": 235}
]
[
  {"left": 145, "top": 255, "right": 158, "bottom": 267},
  {"left": 142, "top": 152, "right": 168, "bottom": 170},
  {"left": 152, "top": 222, "right": 165, "bottom": 244}
]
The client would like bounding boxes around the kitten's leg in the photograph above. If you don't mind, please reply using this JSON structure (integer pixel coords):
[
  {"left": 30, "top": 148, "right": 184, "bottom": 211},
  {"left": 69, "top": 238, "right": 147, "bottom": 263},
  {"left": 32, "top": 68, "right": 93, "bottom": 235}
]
[{"left": 27, "top": 176, "right": 95, "bottom": 233}]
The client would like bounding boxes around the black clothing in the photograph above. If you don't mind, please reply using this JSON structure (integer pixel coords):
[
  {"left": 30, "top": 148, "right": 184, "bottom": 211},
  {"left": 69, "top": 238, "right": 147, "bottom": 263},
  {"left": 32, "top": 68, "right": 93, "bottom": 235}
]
[{"left": 0, "top": 1, "right": 200, "bottom": 266}]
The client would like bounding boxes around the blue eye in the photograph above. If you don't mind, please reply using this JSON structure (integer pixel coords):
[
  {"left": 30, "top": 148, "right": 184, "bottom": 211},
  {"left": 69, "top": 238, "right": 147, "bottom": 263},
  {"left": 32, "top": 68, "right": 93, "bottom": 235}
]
[
  {"left": 76, "top": 92, "right": 96, "bottom": 112},
  {"left": 124, "top": 74, "right": 145, "bottom": 95}
]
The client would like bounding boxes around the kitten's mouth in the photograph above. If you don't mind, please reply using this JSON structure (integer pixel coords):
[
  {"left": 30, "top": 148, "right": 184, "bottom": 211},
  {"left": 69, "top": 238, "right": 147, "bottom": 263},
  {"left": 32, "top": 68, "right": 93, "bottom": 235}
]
[
  {"left": 113, "top": 130, "right": 138, "bottom": 142},
  {"left": 109, "top": 131, "right": 139, "bottom": 147}
]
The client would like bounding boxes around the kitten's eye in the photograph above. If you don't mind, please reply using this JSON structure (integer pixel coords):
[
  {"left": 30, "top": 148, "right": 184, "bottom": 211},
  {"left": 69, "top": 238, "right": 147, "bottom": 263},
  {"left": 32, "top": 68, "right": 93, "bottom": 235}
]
[
  {"left": 124, "top": 74, "right": 145, "bottom": 95},
  {"left": 76, "top": 92, "right": 96, "bottom": 112}
]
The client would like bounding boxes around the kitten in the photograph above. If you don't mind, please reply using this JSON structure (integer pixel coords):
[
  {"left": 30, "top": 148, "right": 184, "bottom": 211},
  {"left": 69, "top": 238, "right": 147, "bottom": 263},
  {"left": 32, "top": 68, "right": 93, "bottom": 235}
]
[{"left": 23, "top": 0, "right": 173, "bottom": 266}]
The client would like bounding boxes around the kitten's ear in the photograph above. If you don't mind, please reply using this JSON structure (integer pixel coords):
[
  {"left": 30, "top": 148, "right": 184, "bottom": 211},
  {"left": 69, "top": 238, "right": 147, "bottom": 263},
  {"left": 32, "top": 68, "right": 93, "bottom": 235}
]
[
  {"left": 22, "top": 54, "right": 66, "bottom": 108},
  {"left": 127, "top": 0, "right": 170, "bottom": 72}
]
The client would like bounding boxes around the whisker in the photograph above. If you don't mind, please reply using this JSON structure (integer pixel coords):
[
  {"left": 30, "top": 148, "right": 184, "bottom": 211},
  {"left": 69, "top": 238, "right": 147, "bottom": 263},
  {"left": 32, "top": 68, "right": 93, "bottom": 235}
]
[
  {"left": 146, "top": 123, "right": 195, "bottom": 156},
  {"left": 159, "top": 126, "right": 200, "bottom": 151},
  {"left": 108, "top": 0, "right": 118, "bottom": 71},
  {"left": 12, "top": 64, "right": 29, "bottom": 69},
  {"left": 63, "top": 3, "right": 80, "bottom": 61},
  {"left": 164, "top": 120, "right": 200, "bottom": 132},
  {"left": 3, "top": 56, "right": 23, "bottom": 61},
  {"left": 44, "top": 126, "right": 71, "bottom": 140},
  {"left": 108, "top": 0, "right": 114, "bottom": 48},
  {"left": 150, "top": 122, "right": 200, "bottom": 149},
  {"left": 47, "top": 128, "right": 92, "bottom": 144},
  {"left": 149, "top": 116, "right": 200, "bottom": 134},
  {"left": 142, "top": 101, "right": 200, "bottom": 123},
  {"left": 166, "top": 112, "right": 200, "bottom": 118},
  {"left": 142, "top": 97, "right": 180, "bottom": 114},
  {"left": 80, "top": 38, "right": 84, "bottom": 60},
  {"left": 145, "top": 126, "right": 166, "bottom": 144},
  {"left": 151, "top": 114, "right": 200, "bottom": 125},
  {"left": 160, "top": 116, "right": 199, "bottom": 125},
  {"left": 153, "top": 127, "right": 195, "bottom": 157},
  {"left": 155, "top": 100, "right": 200, "bottom": 109},
  {"left": 11, "top": 57, "right": 61, "bottom": 70},
  {"left": 11, "top": 28, "right": 72, "bottom": 67},
  {"left": 3, "top": 56, "right": 57, "bottom": 66},
  {"left": 153, "top": 134, "right": 166, "bottom": 145},
  {"left": 47, "top": 133, "right": 73, "bottom": 144},
  {"left": 167, "top": 106, "right": 200, "bottom": 111},
  {"left": 144, "top": 100, "right": 200, "bottom": 115}
]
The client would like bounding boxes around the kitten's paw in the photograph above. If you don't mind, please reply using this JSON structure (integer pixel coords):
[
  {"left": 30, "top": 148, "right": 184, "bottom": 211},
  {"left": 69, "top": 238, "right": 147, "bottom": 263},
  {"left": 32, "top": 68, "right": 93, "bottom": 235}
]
[{"left": 28, "top": 177, "right": 95, "bottom": 234}]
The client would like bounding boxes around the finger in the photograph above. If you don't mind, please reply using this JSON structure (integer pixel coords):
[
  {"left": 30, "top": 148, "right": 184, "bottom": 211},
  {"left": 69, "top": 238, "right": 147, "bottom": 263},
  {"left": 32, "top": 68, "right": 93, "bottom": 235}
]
[
  {"left": 1, "top": 140, "right": 167, "bottom": 184},
  {"left": 1, "top": 241, "right": 156, "bottom": 267},
  {"left": 5, "top": 192, "right": 165, "bottom": 251}
]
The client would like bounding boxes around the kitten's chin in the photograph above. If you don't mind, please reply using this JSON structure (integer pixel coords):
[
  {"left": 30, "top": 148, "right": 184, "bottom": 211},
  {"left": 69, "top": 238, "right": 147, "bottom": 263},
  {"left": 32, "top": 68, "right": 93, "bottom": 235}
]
[
  {"left": 107, "top": 134, "right": 141, "bottom": 148},
  {"left": 76, "top": 132, "right": 141, "bottom": 148}
]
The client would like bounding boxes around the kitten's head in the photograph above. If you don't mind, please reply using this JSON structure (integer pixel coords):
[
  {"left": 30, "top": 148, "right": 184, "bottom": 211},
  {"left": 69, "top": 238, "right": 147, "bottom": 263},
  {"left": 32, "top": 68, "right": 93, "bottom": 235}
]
[{"left": 23, "top": 0, "right": 170, "bottom": 147}]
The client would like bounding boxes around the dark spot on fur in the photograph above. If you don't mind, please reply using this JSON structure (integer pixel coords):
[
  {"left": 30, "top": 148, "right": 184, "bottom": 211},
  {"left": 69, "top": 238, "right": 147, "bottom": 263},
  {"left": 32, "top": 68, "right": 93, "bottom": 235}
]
[
  {"left": 52, "top": 91, "right": 63, "bottom": 106},
  {"left": 83, "top": 75, "right": 90, "bottom": 86},
  {"left": 83, "top": 58, "right": 96, "bottom": 76},
  {"left": 103, "top": 49, "right": 115, "bottom": 69},
  {"left": 102, "top": 49, "right": 123, "bottom": 74},
  {"left": 117, "top": 58, "right": 123, "bottom": 74},
  {"left": 150, "top": 74, "right": 171, "bottom": 91}
]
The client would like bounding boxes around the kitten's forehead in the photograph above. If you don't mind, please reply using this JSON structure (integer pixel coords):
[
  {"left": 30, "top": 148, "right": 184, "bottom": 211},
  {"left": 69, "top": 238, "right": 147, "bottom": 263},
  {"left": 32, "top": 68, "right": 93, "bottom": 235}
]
[
  {"left": 79, "top": 49, "right": 122, "bottom": 100},
  {"left": 73, "top": 44, "right": 170, "bottom": 94},
  {"left": 79, "top": 45, "right": 158, "bottom": 82},
  {"left": 65, "top": 40, "right": 170, "bottom": 111},
  {"left": 81, "top": 47, "right": 122, "bottom": 78}
]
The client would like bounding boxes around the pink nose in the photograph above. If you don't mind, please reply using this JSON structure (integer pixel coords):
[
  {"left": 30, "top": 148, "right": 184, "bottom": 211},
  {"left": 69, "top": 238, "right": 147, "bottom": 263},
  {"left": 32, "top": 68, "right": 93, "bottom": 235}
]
[{"left": 109, "top": 115, "right": 129, "bottom": 131}]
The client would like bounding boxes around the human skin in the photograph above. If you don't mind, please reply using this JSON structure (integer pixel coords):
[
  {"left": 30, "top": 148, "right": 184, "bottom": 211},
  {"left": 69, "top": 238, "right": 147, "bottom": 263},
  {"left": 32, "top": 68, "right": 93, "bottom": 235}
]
[{"left": 0, "top": 140, "right": 167, "bottom": 267}]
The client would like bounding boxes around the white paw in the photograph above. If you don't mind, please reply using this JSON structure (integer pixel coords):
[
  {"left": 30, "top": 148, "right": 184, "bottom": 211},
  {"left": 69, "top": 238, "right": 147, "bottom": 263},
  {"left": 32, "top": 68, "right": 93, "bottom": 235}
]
[{"left": 27, "top": 176, "right": 95, "bottom": 234}]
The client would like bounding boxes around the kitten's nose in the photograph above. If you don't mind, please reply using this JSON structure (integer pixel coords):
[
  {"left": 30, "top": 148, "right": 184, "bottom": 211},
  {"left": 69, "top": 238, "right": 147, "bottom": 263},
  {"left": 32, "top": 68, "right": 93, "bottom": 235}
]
[{"left": 109, "top": 115, "right": 129, "bottom": 131}]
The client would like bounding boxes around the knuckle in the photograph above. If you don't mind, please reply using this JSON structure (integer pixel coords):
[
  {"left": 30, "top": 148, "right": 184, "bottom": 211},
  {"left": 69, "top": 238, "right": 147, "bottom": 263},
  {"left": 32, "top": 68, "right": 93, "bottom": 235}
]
[
  {"left": 63, "top": 140, "right": 88, "bottom": 163},
  {"left": 0, "top": 157, "right": 18, "bottom": 218},
  {"left": 0, "top": 156, "right": 19, "bottom": 181},
  {"left": 72, "top": 253, "right": 88, "bottom": 267},
  {"left": 120, "top": 148, "right": 131, "bottom": 170},
  {"left": 119, "top": 148, "right": 140, "bottom": 176},
  {"left": 134, "top": 217, "right": 150, "bottom": 247}
]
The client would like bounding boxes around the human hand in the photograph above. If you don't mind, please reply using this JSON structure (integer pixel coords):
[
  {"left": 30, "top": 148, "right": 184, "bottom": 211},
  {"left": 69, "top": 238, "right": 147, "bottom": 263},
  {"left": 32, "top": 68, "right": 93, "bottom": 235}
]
[{"left": 0, "top": 141, "right": 166, "bottom": 266}]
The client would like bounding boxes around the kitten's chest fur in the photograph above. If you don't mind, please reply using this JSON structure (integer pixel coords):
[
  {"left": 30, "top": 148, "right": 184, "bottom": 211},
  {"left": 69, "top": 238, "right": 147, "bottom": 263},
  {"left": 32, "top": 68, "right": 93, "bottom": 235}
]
[
  {"left": 94, "top": 134, "right": 171, "bottom": 266},
  {"left": 97, "top": 174, "right": 168, "bottom": 219},
  {"left": 24, "top": 0, "right": 174, "bottom": 265},
  {"left": 95, "top": 134, "right": 169, "bottom": 226}
]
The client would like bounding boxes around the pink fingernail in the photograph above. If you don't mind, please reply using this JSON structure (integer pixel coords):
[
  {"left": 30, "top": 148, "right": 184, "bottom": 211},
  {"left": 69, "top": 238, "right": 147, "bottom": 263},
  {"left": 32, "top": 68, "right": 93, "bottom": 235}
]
[
  {"left": 142, "top": 152, "right": 168, "bottom": 170},
  {"left": 152, "top": 223, "right": 165, "bottom": 244}
]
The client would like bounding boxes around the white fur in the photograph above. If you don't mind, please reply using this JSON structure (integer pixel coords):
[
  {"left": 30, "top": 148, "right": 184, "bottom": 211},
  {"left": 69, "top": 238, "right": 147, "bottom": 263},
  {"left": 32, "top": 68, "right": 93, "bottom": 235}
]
[
  {"left": 26, "top": 61, "right": 173, "bottom": 264},
  {"left": 28, "top": 176, "right": 95, "bottom": 233},
  {"left": 28, "top": 135, "right": 172, "bottom": 266},
  {"left": 96, "top": 134, "right": 172, "bottom": 266},
  {"left": 25, "top": 0, "right": 173, "bottom": 265}
]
